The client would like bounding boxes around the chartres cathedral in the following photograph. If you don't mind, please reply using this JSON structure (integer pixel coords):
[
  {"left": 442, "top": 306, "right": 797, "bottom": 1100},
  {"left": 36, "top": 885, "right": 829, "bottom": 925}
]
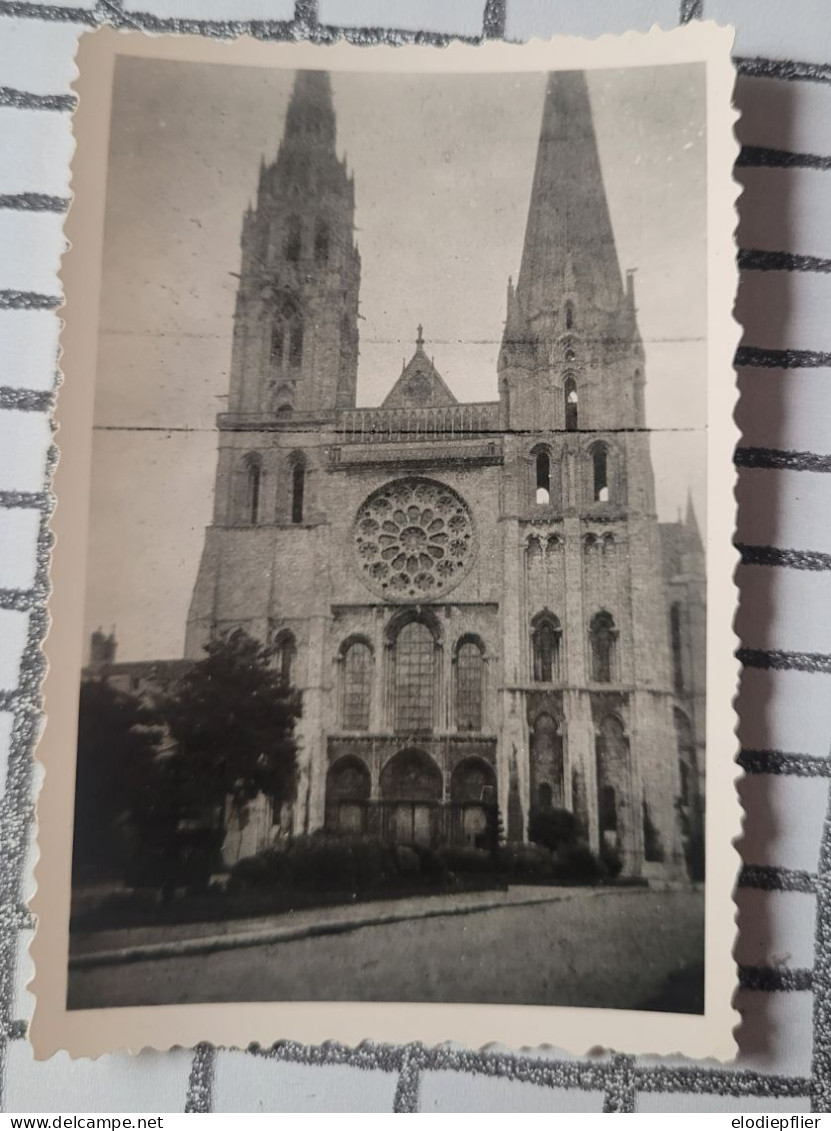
[{"left": 92, "top": 69, "right": 706, "bottom": 878}]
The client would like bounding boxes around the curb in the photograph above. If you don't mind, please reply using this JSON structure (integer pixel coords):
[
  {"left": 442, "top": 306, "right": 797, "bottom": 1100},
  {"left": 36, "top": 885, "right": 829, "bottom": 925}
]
[{"left": 70, "top": 887, "right": 623, "bottom": 971}]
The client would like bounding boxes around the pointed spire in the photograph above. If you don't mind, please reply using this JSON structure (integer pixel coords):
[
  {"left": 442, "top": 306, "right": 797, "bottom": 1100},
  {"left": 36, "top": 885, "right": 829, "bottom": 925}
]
[
  {"left": 504, "top": 276, "right": 521, "bottom": 338},
  {"left": 416, "top": 323, "right": 425, "bottom": 350},
  {"left": 684, "top": 490, "right": 703, "bottom": 552},
  {"left": 515, "top": 70, "right": 625, "bottom": 327},
  {"left": 284, "top": 70, "right": 336, "bottom": 151}
]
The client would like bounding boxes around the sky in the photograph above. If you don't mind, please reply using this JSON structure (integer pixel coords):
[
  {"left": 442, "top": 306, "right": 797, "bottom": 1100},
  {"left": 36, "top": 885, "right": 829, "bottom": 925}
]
[{"left": 85, "top": 57, "right": 707, "bottom": 662}]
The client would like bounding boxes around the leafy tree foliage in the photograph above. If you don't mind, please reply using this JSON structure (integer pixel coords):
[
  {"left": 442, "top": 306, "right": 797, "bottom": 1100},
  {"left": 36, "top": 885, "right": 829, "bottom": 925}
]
[
  {"left": 72, "top": 678, "right": 162, "bottom": 881},
  {"left": 160, "top": 629, "right": 301, "bottom": 813}
]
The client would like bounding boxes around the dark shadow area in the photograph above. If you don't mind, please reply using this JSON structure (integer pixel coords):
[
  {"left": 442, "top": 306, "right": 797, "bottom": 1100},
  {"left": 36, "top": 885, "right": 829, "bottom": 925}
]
[{"left": 732, "top": 71, "right": 798, "bottom": 1068}]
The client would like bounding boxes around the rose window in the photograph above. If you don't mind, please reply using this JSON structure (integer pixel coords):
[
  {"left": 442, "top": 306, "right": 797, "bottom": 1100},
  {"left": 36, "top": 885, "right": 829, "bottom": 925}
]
[{"left": 354, "top": 478, "right": 476, "bottom": 600}]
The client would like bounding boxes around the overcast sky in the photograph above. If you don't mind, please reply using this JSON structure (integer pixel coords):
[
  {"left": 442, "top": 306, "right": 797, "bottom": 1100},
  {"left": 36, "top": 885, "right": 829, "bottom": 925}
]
[{"left": 85, "top": 57, "right": 707, "bottom": 662}]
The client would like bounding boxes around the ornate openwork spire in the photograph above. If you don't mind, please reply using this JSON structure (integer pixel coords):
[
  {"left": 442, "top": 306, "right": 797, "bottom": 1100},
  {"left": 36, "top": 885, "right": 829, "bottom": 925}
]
[{"left": 283, "top": 69, "right": 337, "bottom": 151}]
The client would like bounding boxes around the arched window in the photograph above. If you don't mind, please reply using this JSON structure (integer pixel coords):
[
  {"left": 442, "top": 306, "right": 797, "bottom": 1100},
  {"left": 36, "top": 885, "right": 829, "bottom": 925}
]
[
  {"left": 290, "top": 457, "right": 305, "bottom": 524},
  {"left": 670, "top": 602, "right": 684, "bottom": 693},
  {"left": 531, "top": 612, "right": 562, "bottom": 683},
  {"left": 592, "top": 443, "right": 610, "bottom": 502},
  {"left": 341, "top": 640, "right": 372, "bottom": 731},
  {"left": 674, "top": 707, "right": 696, "bottom": 805},
  {"left": 450, "top": 757, "right": 496, "bottom": 804},
  {"left": 535, "top": 450, "right": 550, "bottom": 505},
  {"left": 596, "top": 714, "right": 629, "bottom": 848},
  {"left": 565, "top": 377, "right": 578, "bottom": 431},
  {"left": 380, "top": 748, "right": 442, "bottom": 846},
  {"left": 244, "top": 454, "right": 261, "bottom": 525},
  {"left": 565, "top": 300, "right": 574, "bottom": 330},
  {"left": 590, "top": 611, "right": 617, "bottom": 683},
  {"left": 326, "top": 756, "right": 371, "bottom": 836},
  {"left": 455, "top": 639, "right": 484, "bottom": 731},
  {"left": 274, "top": 631, "right": 296, "bottom": 687},
  {"left": 314, "top": 219, "right": 330, "bottom": 265},
  {"left": 284, "top": 216, "right": 301, "bottom": 262},
  {"left": 564, "top": 347, "right": 576, "bottom": 363},
  {"left": 394, "top": 620, "right": 435, "bottom": 733},
  {"left": 531, "top": 712, "right": 564, "bottom": 809},
  {"left": 289, "top": 322, "right": 304, "bottom": 368}
]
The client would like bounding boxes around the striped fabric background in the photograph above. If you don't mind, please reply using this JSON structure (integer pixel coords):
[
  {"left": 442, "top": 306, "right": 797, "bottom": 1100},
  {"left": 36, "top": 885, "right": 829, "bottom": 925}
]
[{"left": 1, "top": 0, "right": 830, "bottom": 1112}]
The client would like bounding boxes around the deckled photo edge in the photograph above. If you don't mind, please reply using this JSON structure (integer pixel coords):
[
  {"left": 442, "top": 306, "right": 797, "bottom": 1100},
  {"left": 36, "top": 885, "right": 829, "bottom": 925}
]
[{"left": 30, "top": 21, "right": 742, "bottom": 1062}]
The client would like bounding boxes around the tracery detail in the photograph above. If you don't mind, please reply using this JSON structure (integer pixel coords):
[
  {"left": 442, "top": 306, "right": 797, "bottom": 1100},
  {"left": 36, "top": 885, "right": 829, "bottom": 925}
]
[{"left": 354, "top": 478, "right": 476, "bottom": 601}]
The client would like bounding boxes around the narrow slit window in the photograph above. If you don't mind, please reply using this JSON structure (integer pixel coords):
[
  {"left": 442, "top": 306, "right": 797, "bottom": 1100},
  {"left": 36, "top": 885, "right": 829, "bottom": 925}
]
[
  {"left": 532, "top": 614, "right": 561, "bottom": 683},
  {"left": 565, "top": 378, "right": 578, "bottom": 431},
  {"left": 291, "top": 461, "right": 305, "bottom": 524},
  {"left": 270, "top": 325, "right": 284, "bottom": 367},
  {"left": 289, "top": 323, "right": 304, "bottom": 367},
  {"left": 670, "top": 602, "right": 684, "bottom": 693},
  {"left": 246, "top": 458, "right": 261, "bottom": 525},
  {"left": 590, "top": 611, "right": 617, "bottom": 683},
  {"left": 565, "top": 301, "right": 574, "bottom": 330},
  {"left": 276, "top": 633, "right": 296, "bottom": 687},
  {"left": 535, "top": 451, "right": 550, "bottom": 505},
  {"left": 593, "top": 445, "right": 609, "bottom": 502}
]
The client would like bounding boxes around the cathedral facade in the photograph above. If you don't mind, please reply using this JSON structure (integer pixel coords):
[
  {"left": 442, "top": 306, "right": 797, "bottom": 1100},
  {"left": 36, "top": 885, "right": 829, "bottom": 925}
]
[{"left": 176, "top": 69, "right": 706, "bottom": 878}]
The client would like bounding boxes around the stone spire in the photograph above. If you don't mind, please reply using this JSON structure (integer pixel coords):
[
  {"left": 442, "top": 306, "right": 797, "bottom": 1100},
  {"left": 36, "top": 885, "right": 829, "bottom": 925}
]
[
  {"left": 229, "top": 68, "right": 361, "bottom": 417},
  {"left": 499, "top": 69, "right": 645, "bottom": 433},
  {"left": 283, "top": 70, "right": 337, "bottom": 151},
  {"left": 514, "top": 70, "right": 626, "bottom": 330}
]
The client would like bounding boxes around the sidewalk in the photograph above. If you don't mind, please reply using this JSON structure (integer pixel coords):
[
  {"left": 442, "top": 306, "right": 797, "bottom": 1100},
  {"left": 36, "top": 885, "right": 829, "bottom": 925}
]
[{"left": 70, "top": 883, "right": 621, "bottom": 970}]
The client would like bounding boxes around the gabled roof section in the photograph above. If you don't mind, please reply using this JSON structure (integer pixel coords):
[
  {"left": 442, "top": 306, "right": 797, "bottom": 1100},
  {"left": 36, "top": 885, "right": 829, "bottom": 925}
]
[{"left": 381, "top": 326, "right": 459, "bottom": 409}]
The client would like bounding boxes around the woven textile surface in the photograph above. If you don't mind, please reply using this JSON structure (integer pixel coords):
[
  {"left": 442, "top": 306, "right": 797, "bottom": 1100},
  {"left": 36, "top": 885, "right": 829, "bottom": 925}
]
[{"left": 1, "top": 0, "right": 830, "bottom": 1112}]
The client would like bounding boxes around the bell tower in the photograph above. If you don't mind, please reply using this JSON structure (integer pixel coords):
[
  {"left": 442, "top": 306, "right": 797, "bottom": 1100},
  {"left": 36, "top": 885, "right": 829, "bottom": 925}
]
[
  {"left": 498, "top": 69, "right": 685, "bottom": 877},
  {"left": 228, "top": 70, "right": 361, "bottom": 421}
]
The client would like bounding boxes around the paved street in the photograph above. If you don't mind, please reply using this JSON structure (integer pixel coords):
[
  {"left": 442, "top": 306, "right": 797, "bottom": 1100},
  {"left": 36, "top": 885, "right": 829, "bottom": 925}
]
[{"left": 68, "top": 888, "right": 704, "bottom": 1013}]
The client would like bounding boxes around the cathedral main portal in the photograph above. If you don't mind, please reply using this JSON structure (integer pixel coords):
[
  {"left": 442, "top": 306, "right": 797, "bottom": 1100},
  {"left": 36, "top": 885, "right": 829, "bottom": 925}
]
[{"left": 325, "top": 739, "right": 497, "bottom": 849}]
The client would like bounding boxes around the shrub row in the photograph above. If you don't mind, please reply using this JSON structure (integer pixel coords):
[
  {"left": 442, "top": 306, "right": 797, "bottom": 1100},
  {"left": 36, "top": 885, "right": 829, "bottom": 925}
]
[
  {"left": 228, "top": 832, "right": 612, "bottom": 894},
  {"left": 228, "top": 835, "right": 496, "bottom": 895}
]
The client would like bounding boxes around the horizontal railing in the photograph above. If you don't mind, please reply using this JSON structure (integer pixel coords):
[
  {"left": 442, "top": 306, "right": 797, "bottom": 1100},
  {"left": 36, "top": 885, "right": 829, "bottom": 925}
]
[{"left": 335, "top": 401, "right": 500, "bottom": 443}]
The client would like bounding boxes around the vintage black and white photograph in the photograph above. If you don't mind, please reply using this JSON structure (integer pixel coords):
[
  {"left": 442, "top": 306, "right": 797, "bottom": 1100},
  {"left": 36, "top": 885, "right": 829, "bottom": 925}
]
[{"left": 33, "top": 27, "right": 740, "bottom": 1059}]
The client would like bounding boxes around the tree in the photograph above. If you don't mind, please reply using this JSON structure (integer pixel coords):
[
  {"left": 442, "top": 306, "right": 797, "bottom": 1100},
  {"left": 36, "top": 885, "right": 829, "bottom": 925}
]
[
  {"left": 160, "top": 629, "right": 301, "bottom": 818},
  {"left": 72, "top": 678, "right": 162, "bottom": 882}
]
